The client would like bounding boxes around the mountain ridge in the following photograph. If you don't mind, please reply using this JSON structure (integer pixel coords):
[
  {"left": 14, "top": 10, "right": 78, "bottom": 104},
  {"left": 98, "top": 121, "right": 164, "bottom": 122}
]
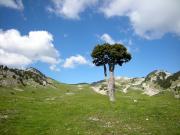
[
  {"left": 0, "top": 65, "right": 54, "bottom": 87},
  {"left": 91, "top": 70, "right": 180, "bottom": 97},
  {"left": 0, "top": 65, "right": 179, "bottom": 98}
]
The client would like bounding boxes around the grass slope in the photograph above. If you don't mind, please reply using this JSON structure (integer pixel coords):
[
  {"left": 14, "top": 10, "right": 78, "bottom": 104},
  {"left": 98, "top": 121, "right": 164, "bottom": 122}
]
[{"left": 0, "top": 84, "right": 180, "bottom": 135}]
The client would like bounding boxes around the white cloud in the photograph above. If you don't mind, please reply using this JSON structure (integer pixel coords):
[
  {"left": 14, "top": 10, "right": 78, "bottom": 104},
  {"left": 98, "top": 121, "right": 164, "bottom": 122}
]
[
  {"left": 0, "top": 0, "right": 23, "bottom": 10},
  {"left": 99, "top": 33, "right": 124, "bottom": 45},
  {"left": 47, "top": 0, "right": 180, "bottom": 39},
  {"left": 62, "top": 55, "right": 89, "bottom": 68},
  {"left": 50, "top": 64, "right": 60, "bottom": 71},
  {"left": 48, "top": 0, "right": 98, "bottom": 19},
  {"left": 100, "top": 33, "right": 115, "bottom": 44},
  {"left": 99, "top": 33, "right": 135, "bottom": 52},
  {"left": 0, "top": 49, "right": 31, "bottom": 67},
  {"left": 100, "top": 0, "right": 180, "bottom": 39},
  {"left": 0, "top": 29, "right": 60, "bottom": 69}
]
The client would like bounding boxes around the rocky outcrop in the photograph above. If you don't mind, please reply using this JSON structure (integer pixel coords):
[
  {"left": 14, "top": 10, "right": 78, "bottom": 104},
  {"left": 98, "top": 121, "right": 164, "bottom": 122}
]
[
  {"left": 91, "top": 70, "right": 180, "bottom": 96},
  {"left": 0, "top": 65, "right": 53, "bottom": 87}
]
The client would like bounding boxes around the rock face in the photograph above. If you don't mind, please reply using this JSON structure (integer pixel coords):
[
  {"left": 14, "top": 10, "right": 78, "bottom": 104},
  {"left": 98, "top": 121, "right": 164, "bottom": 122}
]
[
  {"left": 0, "top": 65, "right": 52, "bottom": 87},
  {"left": 91, "top": 70, "right": 180, "bottom": 96}
]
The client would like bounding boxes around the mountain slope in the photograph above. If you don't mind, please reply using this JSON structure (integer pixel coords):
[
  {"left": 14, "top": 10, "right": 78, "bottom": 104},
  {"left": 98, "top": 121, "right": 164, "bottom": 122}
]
[
  {"left": 0, "top": 65, "right": 179, "bottom": 97},
  {"left": 0, "top": 65, "right": 54, "bottom": 87},
  {"left": 91, "top": 70, "right": 180, "bottom": 97}
]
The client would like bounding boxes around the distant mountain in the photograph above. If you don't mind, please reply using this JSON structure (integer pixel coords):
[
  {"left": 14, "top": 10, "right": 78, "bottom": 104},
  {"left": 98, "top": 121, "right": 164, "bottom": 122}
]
[
  {"left": 0, "top": 65, "right": 54, "bottom": 87},
  {"left": 91, "top": 70, "right": 180, "bottom": 97},
  {"left": 1, "top": 65, "right": 179, "bottom": 97}
]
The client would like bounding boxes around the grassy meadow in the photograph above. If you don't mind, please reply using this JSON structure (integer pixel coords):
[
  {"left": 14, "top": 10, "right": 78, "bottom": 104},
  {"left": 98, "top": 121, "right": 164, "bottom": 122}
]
[{"left": 0, "top": 83, "right": 179, "bottom": 135}]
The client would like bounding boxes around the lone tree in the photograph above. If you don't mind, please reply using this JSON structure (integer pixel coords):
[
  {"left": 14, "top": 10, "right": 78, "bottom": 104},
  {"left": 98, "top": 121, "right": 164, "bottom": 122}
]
[{"left": 91, "top": 43, "right": 131, "bottom": 101}]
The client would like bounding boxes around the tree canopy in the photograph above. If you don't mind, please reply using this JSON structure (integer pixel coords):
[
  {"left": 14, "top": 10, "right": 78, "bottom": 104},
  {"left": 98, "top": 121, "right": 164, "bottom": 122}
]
[{"left": 91, "top": 43, "right": 131, "bottom": 70}]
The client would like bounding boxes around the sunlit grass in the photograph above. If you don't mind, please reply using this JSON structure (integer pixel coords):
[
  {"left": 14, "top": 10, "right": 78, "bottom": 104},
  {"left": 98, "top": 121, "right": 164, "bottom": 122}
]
[{"left": 0, "top": 84, "right": 179, "bottom": 135}]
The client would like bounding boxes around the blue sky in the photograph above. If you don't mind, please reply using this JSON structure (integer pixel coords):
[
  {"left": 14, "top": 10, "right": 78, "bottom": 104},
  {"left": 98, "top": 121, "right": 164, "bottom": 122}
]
[{"left": 0, "top": 0, "right": 180, "bottom": 84}]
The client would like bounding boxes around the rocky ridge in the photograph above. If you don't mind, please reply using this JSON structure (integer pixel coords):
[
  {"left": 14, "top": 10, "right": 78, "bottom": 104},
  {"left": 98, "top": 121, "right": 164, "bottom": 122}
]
[
  {"left": 0, "top": 65, "right": 54, "bottom": 87},
  {"left": 91, "top": 70, "right": 180, "bottom": 97}
]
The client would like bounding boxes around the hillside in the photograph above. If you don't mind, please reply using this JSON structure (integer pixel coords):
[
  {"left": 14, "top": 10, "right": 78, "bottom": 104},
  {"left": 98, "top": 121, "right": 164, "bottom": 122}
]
[
  {"left": 0, "top": 81, "right": 179, "bottom": 134},
  {"left": 0, "top": 66, "right": 180, "bottom": 134},
  {"left": 91, "top": 70, "right": 180, "bottom": 97},
  {"left": 0, "top": 65, "right": 54, "bottom": 87},
  {"left": 1, "top": 65, "right": 179, "bottom": 97}
]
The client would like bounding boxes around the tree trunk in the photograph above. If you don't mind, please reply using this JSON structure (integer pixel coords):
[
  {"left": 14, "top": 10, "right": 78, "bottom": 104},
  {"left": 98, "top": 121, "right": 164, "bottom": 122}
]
[
  {"left": 108, "top": 65, "right": 115, "bottom": 102},
  {"left": 103, "top": 64, "right": 107, "bottom": 78},
  {"left": 103, "top": 64, "right": 108, "bottom": 84}
]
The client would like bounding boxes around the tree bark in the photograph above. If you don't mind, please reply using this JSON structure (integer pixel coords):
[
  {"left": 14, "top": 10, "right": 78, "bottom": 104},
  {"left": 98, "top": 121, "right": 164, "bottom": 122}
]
[
  {"left": 103, "top": 64, "right": 108, "bottom": 83},
  {"left": 103, "top": 64, "right": 107, "bottom": 78},
  {"left": 108, "top": 65, "right": 115, "bottom": 102}
]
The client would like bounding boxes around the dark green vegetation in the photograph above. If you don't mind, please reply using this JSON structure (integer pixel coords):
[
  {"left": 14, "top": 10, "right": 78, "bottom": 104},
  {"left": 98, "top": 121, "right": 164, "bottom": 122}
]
[
  {"left": 144, "top": 70, "right": 180, "bottom": 90},
  {"left": 161, "top": 71, "right": 180, "bottom": 88},
  {"left": 91, "top": 43, "right": 131, "bottom": 68},
  {"left": 0, "top": 83, "right": 179, "bottom": 135}
]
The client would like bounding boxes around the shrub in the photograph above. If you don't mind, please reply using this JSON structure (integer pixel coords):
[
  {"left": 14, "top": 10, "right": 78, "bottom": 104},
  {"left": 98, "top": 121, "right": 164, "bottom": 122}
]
[
  {"left": 12, "top": 75, "right": 16, "bottom": 79},
  {"left": 32, "top": 91, "right": 35, "bottom": 94},
  {"left": 10, "top": 91, "right": 15, "bottom": 95},
  {"left": 160, "top": 71, "right": 180, "bottom": 89},
  {"left": 174, "top": 86, "right": 180, "bottom": 95}
]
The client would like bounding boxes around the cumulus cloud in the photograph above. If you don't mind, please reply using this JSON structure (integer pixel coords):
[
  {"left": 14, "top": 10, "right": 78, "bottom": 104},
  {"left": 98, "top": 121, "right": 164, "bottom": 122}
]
[
  {"left": 47, "top": 0, "right": 98, "bottom": 19},
  {"left": 100, "top": 33, "right": 115, "bottom": 44},
  {"left": 47, "top": 0, "right": 180, "bottom": 39},
  {"left": 99, "top": 33, "right": 124, "bottom": 45},
  {"left": 0, "top": 0, "right": 23, "bottom": 10},
  {"left": 100, "top": 0, "right": 180, "bottom": 39},
  {"left": 99, "top": 33, "right": 135, "bottom": 52},
  {"left": 0, "top": 29, "right": 60, "bottom": 70},
  {"left": 62, "top": 55, "right": 89, "bottom": 68}
]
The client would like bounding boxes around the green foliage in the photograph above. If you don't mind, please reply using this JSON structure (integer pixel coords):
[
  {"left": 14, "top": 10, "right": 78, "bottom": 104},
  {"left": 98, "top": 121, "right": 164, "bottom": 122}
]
[
  {"left": 10, "top": 91, "right": 15, "bottom": 95},
  {"left": 12, "top": 75, "right": 16, "bottom": 79},
  {"left": 3, "top": 66, "right": 8, "bottom": 70},
  {"left": 31, "top": 91, "right": 35, "bottom": 94},
  {"left": 144, "top": 71, "right": 180, "bottom": 89},
  {"left": 18, "top": 78, "right": 26, "bottom": 86},
  {"left": 25, "top": 75, "right": 28, "bottom": 80},
  {"left": 91, "top": 43, "right": 131, "bottom": 69},
  {"left": 99, "top": 87, "right": 103, "bottom": 90},
  {"left": 100, "top": 84, "right": 107, "bottom": 90},
  {"left": 174, "top": 86, "right": 180, "bottom": 95},
  {"left": 160, "top": 71, "right": 180, "bottom": 88}
]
